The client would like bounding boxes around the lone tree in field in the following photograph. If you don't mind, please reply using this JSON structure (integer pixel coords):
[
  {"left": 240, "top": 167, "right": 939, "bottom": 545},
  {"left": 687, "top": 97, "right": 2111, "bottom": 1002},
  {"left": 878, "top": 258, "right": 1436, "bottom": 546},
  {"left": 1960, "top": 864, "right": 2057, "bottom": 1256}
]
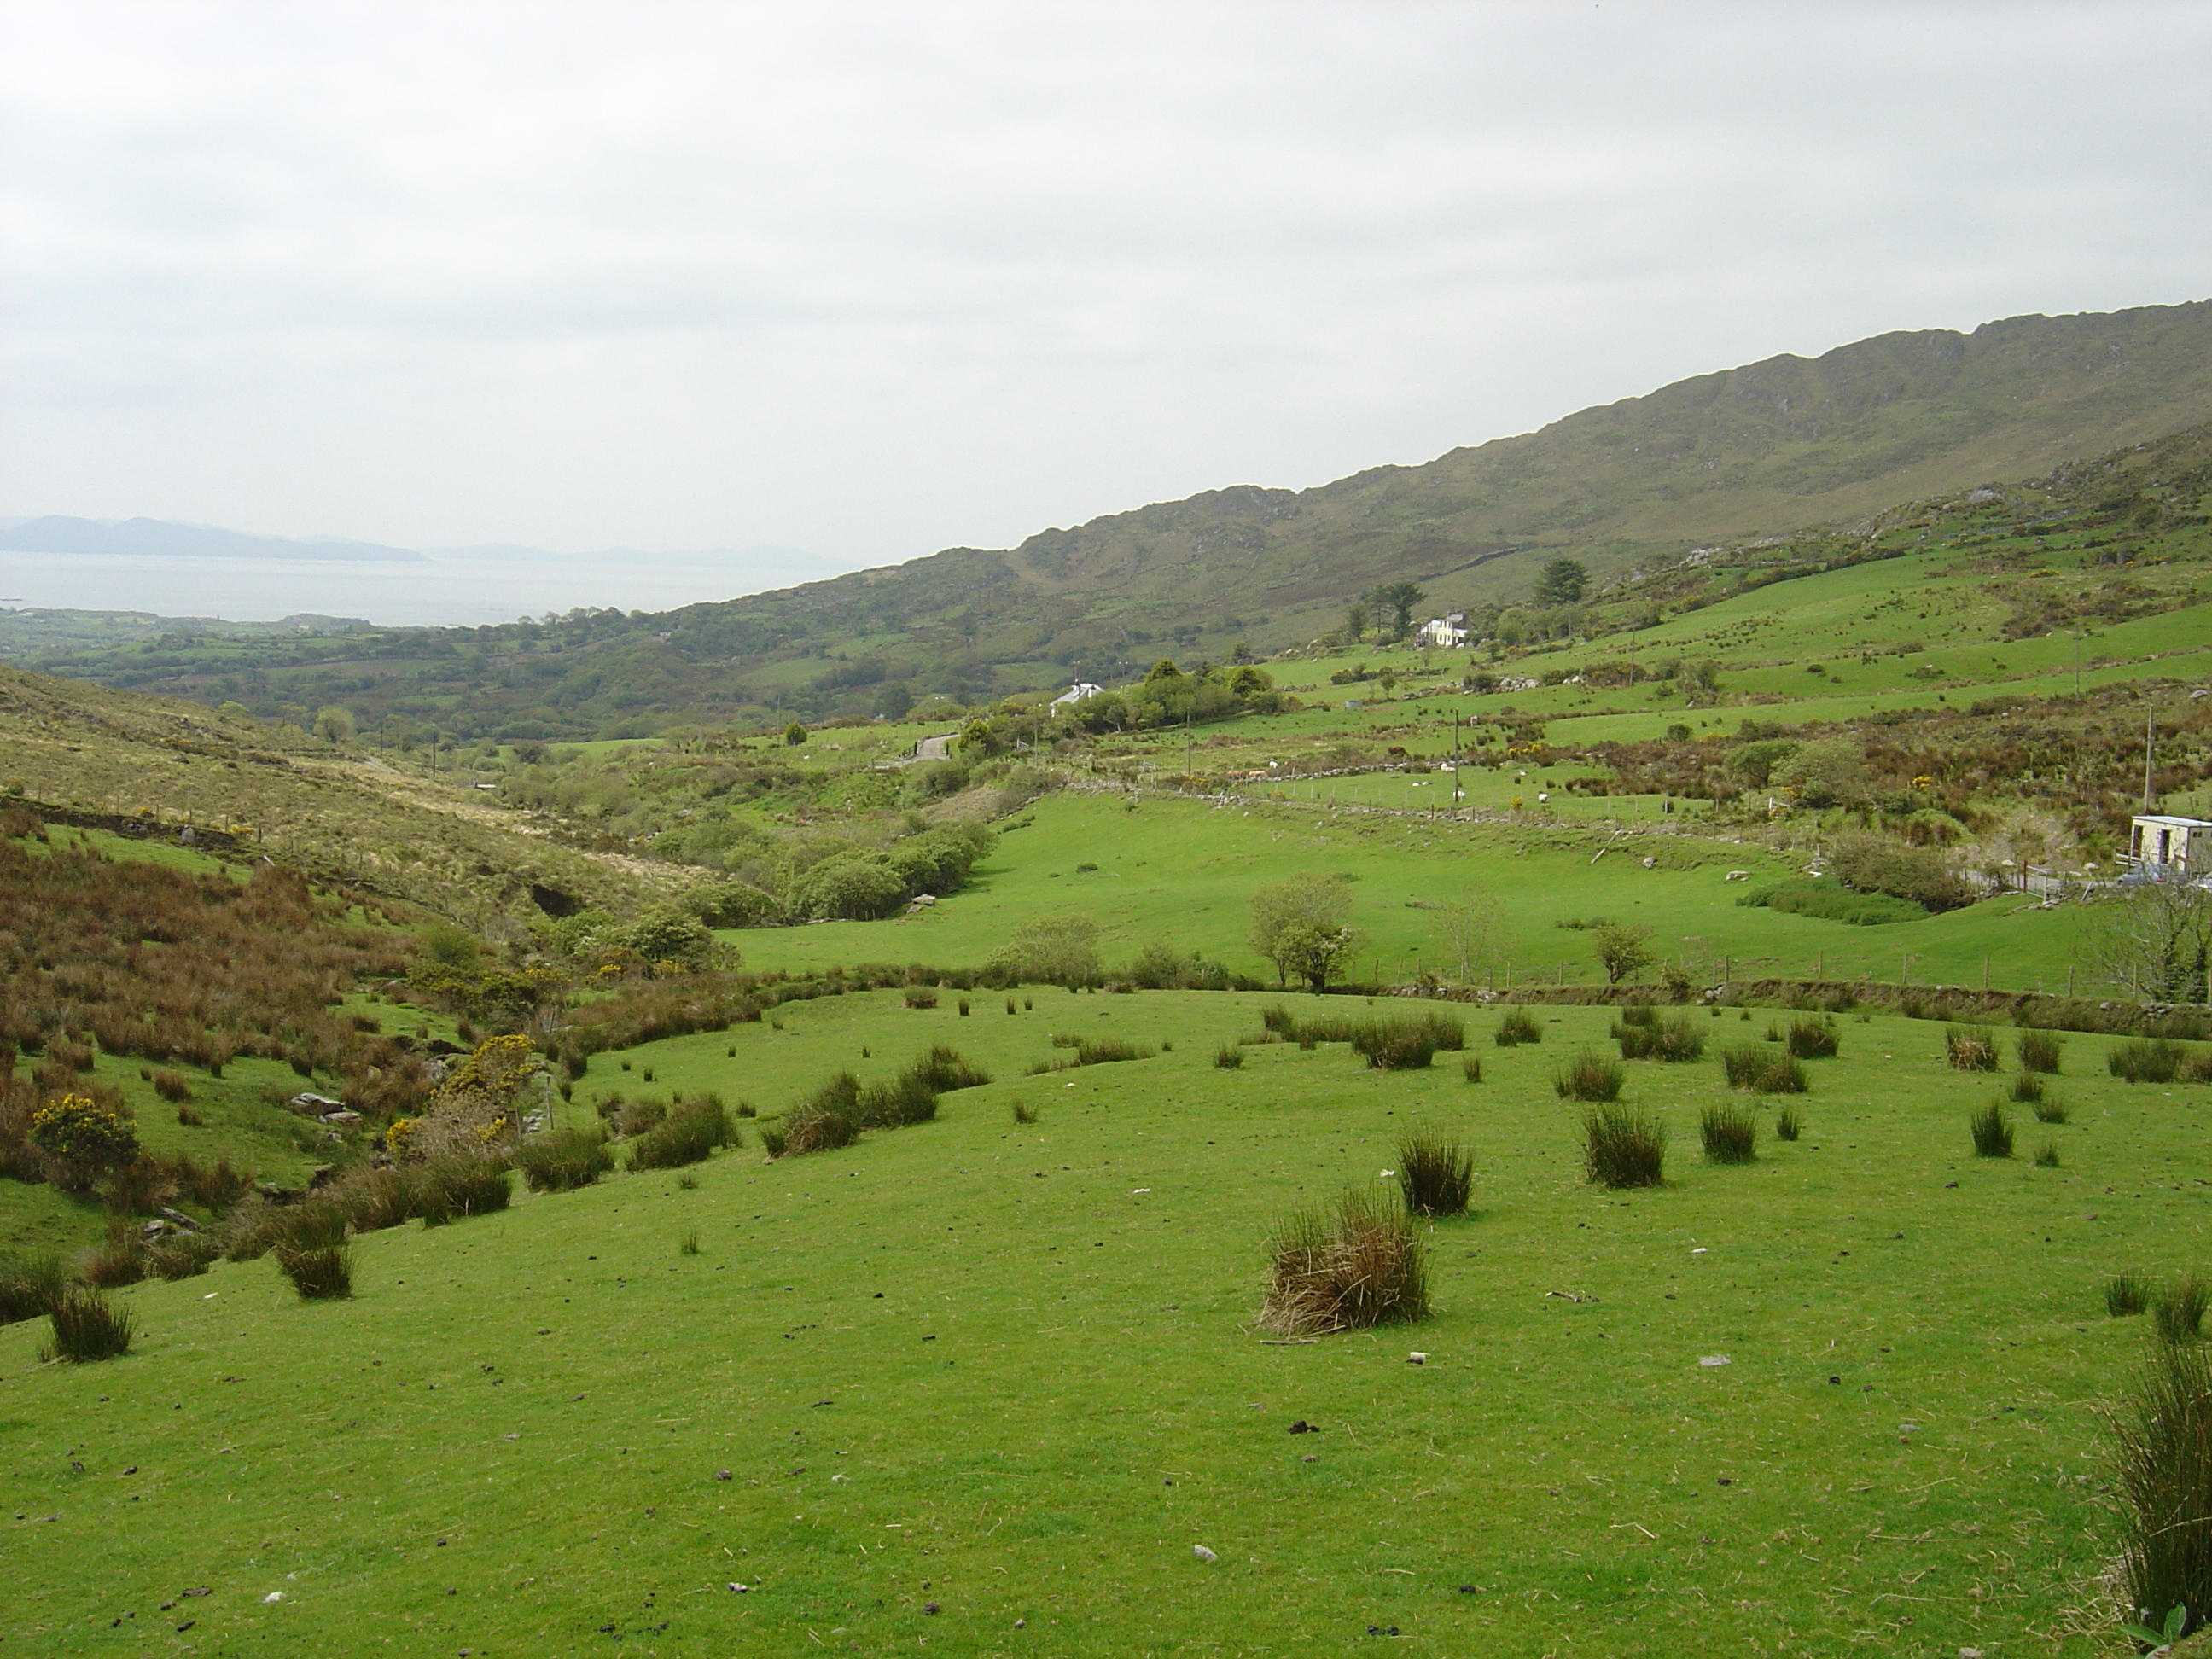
[
  {"left": 1438, "top": 887, "right": 1506, "bottom": 982},
  {"left": 1534, "top": 558, "right": 1587, "bottom": 607},
  {"left": 988, "top": 912, "right": 1103, "bottom": 986},
  {"left": 1368, "top": 581, "right": 1427, "bottom": 642},
  {"left": 1592, "top": 921, "right": 1655, "bottom": 986},
  {"left": 1344, "top": 599, "right": 1370, "bottom": 643},
  {"left": 1251, "top": 873, "right": 1361, "bottom": 991}
]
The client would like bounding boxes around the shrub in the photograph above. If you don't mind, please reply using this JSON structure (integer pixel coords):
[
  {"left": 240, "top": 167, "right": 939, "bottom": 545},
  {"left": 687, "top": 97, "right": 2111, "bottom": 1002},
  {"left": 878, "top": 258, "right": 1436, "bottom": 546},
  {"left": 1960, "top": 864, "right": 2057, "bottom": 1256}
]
[
  {"left": 1969, "top": 1102, "right": 2014, "bottom": 1158},
  {"left": 2017, "top": 1029, "right": 2064, "bottom": 1074},
  {"left": 1462, "top": 1056, "right": 1482, "bottom": 1083},
  {"left": 1494, "top": 1008, "right": 1543, "bottom": 1046},
  {"left": 1258, "top": 1190, "right": 1429, "bottom": 1337},
  {"left": 275, "top": 1240, "right": 354, "bottom": 1299},
  {"left": 1555, "top": 1051, "right": 1624, "bottom": 1102},
  {"left": 42, "top": 1287, "right": 134, "bottom": 1362},
  {"left": 0, "top": 1254, "right": 66, "bottom": 1324},
  {"left": 80, "top": 1235, "right": 147, "bottom": 1288},
  {"left": 2156, "top": 1278, "right": 2212, "bottom": 1344},
  {"left": 2111, "top": 1039, "right": 2187, "bottom": 1085},
  {"left": 2010, "top": 1070, "right": 2046, "bottom": 1103},
  {"left": 1830, "top": 831, "right": 1973, "bottom": 911},
  {"left": 1615, "top": 1014, "right": 1704, "bottom": 1062},
  {"left": 1214, "top": 1045, "right": 1244, "bottom": 1069},
  {"left": 2034, "top": 1142, "right": 2061, "bottom": 1167},
  {"left": 1583, "top": 1106, "right": 1666, "bottom": 1188},
  {"left": 2110, "top": 1271, "right": 2153, "bottom": 1317},
  {"left": 413, "top": 1158, "right": 512, "bottom": 1224},
  {"left": 1396, "top": 1137, "right": 1472, "bottom": 1218},
  {"left": 1785, "top": 1019, "right": 1839, "bottom": 1059},
  {"left": 1721, "top": 1045, "right": 1807, "bottom": 1092},
  {"left": 904, "top": 987, "right": 938, "bottom": 1010},
  {"left": 150, "top": 1070, "right": 193, "bottom": 1103},
  {"left": 629, "top": 1098, "right": 736, "bottom": 1170},
  {"left": 1946, "top": 1027, "right": 2000, "bottom": 1072},
  {"left": 515, "top": 1127, "right": 615, "bottom": 1191},
  {"left": 1774, "top": 1106, "right": 1802, "bottom": 1142},
  {"left": 1700, "top": 1103, "right": 1757, "bottom": 1164},
  {"left": 2114, "top": 1336, "right": 2212, "bottom": 1641}
]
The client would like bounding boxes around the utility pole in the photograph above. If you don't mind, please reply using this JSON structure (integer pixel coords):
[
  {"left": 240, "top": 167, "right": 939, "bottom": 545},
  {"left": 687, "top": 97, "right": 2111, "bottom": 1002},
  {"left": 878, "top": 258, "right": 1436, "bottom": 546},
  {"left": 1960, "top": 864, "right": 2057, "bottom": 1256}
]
[{"left": 2145, "top": 709, "right": 2157, "bottom": 813}]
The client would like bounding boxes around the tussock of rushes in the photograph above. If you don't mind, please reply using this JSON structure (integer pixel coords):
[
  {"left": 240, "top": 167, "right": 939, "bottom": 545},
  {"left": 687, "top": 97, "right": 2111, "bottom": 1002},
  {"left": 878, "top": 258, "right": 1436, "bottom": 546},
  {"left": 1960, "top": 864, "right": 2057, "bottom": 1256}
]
[
  {"left": 1773, "top": 1106, "right": 1802, "bottom": 1142},
  {"left": 1554, "top": 1051, "right": 1624, "bottom": 1103},
  {"left": 1462, "top": 1056, "right": 1482, "bottom": 1083},
  {"left": 41, "top": 1287, "right": 134, "bottom": 1362},
  {"left": 2017, "top": 1028, "right": 2064, "bottom": 1074},
  {"left": 1010, "top": 1100, "right": 1038, "bottom": 1124},
  {"left": 1214, "top": 1045, "right": 1244, "bottom": 1069},
  {"left": 275, "top": 1241, "right": 354, "bottom": 1300},
  {"left": 515, "top": 1127, "right": 615, "bottom": 1191},
  {"left": 412, "top": 1158, "right": 513, "bottom": 1225},
  {"left": 2034, "top": 1096, "right": 2069, "bottom": 1124},
  {"left": 2109, "top": 1271, "right": 2153, "bottom": 1318},
  {"left": 629, "top": 1098, "right": 737, "bottom": 1170},
  {"left": 2110, "top": 1039, "right": 2187, "bottom": 1084},
  {"left": 903, "top": 987, "right": 938, "bottom": 1010},
  {"left": 147, "top": 1233, "right": 219, "bottom": 1281},
  {"left": 1969, "top": 1102, "right": 2014, "bottom": 1158},
  {"left": 1396, "top": 1137, "right": 1472, "bottom": 1218},
  {"left": 335, "top": 1167, "right": 416, "bottom": 1232},
  {"left": 1946, "top": 1027, "right": 2000, "bottom": 1072},
  {"left": 2034, "top": 1141, "right": 2062, "bottom": 1167},
  {"left": 2010, "top": 1070, "right": 2046, "bottom": 1103},
  {"left": 2113, "top": 1337, "right": 2212, "bottom": 1640},
  {"left": 1583, "top": 1106, "right": 1666, "bottom": 1189},
  {"left": 1257, "top": 1190, "right": 1429, "bottom": 1338},
  {"left": 1786, "top": 1018, "right": 1840, "bottom": 1059},
  {"left": 0, "top": 1254, "right": 67, "bottom": 1324},
  {"left": 1613, "top": 1013, "right": 1704, "bottom": 1062},
  {"left": 1493, "top": 1008, "right": 1543, "bottom": 1046},
  {"left": 79, "top": 1236, "right": 147, "bottom": 1289},
  {"left": 1699, "top": 1103, "right": 1757, "bottom": 1164},
  {"left": 2154, "top": 1278, "right": 2212, "bottom": 1343},
  {"left": 678, "top": 1229, "right": 701, "bottom": 1256},
  {"left": 1721, "top": 1045, "right": 1807, "bottom": 1093}
]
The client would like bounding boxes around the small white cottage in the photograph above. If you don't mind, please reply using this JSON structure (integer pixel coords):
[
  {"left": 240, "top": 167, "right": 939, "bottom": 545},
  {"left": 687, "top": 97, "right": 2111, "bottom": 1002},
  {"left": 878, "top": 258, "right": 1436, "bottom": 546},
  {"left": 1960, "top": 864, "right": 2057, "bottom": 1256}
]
[
  {"left": 2128, "top": 814, "right": 2212, "bottom": 876},
  {"left": 1050, "top": 682, "right": 1104, "bottom": 708}
]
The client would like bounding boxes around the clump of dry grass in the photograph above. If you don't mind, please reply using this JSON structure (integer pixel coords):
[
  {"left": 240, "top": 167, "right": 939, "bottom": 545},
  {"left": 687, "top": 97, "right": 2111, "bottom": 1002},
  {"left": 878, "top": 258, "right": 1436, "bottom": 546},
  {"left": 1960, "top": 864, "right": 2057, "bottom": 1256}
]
[
  {"left": 1396, "top": 1137, "right": 1472, "bottom": 1218},
  {"left": 1258, "top": 1190, "right": 1429, "bottom": 1338}
]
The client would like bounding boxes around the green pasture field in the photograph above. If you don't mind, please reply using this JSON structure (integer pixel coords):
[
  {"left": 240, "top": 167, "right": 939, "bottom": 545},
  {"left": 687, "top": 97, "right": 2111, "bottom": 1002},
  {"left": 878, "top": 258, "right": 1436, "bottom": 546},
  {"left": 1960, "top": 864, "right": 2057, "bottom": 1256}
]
[
  {"left": 4, "top": 988, "right": 2192, "bottom": 1655},
  {"left": 725, "top": 792, "right": 2096, "bottom": 995}
]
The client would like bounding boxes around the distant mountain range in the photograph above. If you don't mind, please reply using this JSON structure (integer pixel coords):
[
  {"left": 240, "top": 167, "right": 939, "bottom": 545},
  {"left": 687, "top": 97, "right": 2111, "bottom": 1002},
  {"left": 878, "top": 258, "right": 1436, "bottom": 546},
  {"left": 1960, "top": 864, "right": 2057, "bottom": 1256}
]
[{"left": 0, "top": 516, "right": 425, "bottom": 562}]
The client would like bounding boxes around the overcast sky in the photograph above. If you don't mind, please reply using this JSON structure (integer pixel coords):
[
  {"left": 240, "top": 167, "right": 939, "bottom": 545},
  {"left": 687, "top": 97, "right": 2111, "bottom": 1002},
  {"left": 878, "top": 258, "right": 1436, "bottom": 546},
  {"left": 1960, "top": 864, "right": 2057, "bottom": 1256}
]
[{"left": 3, "top": 1, "right": 2209, "bottom": 568}]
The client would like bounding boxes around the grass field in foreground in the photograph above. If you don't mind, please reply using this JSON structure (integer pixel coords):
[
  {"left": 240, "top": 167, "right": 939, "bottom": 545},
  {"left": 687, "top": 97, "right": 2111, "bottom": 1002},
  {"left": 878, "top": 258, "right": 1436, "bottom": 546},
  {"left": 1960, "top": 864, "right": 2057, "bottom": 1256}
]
[{"left": 5, "top": 989, "right": 2197, "bottom": 1656}]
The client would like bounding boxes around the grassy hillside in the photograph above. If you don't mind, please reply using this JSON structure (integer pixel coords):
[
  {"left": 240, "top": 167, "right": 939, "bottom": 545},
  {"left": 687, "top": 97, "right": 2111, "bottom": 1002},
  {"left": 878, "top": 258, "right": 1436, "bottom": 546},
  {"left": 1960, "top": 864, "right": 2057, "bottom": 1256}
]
[
  {"left": 16, "top": 300, "right": 2212, "bottom": 741},
  {"left": 0, "top": 665, "right": 692, "bottom": 920},
  {"left": 3, "top": 987, "right": 2192, "bottom": 1653}
]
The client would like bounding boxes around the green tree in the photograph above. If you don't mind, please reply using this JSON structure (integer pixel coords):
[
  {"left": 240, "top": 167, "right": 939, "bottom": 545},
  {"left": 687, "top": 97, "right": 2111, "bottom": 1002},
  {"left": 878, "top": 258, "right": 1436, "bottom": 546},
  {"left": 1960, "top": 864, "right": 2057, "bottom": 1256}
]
[
  {"left": 1370, "top": 581, "right": 1427, "bottom": 641},
  {"left": 1534, "top": 559, "right": 1587, "bottom": 606},
  {"left": 783, "top": 722, "right": 809, "bottom": 746},
  {"left": 1250, "top": 873, "right": 1360, "bottom": 989},
  {"left": 987, "top": 913, "right": 1103, "bottom": 986},
  {"left": 312, "top": 705, "right": 356, "bottom": 745},
  {"left": 792, "top": 858, "right": 906, "bottom": 921},
  {"left": 1345, "top": 600, "right": 1370, "bottom": 642},
  {"left": 414, "top": 922, "right": 482, "bottom": 970},
  {"left": 1437, "top": 887, "right": 1507, "bottom": 982},
  {"left": 1592, "top": 922, "right": 1655, "bottom": 986}
]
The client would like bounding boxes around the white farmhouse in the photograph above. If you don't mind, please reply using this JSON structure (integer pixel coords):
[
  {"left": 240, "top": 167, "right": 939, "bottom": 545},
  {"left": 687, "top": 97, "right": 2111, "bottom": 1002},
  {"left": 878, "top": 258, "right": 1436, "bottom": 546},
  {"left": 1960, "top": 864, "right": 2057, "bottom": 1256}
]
[
  {"left": 1050, "top": 681, "right": 1104, "bottom": 709},
  {"left": 1415, "top": 613, "right": 1468, "bottom": 649}
]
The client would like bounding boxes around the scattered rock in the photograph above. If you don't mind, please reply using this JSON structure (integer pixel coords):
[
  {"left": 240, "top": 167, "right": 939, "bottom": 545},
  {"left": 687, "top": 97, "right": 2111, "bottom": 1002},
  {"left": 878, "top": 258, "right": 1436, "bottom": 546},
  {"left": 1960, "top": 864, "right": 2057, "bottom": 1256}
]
[
  {"left": 1699, "top": 1355, "right": 1731, "bottom": 1367},
  {"left": 1406, "top": 1352, "right": 1428, "bottom": 1365},
  {"left": 1191, "top": 1545, "right": 1218, "bottom": 1563},
  {"left": 1288, "top": 1420, "right": 1320, "bottom": 1435}
]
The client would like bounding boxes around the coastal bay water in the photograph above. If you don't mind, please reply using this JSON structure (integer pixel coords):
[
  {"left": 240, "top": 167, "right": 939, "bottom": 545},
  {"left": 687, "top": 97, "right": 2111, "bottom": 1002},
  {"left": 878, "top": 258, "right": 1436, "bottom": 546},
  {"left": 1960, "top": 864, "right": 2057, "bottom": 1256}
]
[{"left": 0, "top": 544, "right": 856, "bottom": 627}]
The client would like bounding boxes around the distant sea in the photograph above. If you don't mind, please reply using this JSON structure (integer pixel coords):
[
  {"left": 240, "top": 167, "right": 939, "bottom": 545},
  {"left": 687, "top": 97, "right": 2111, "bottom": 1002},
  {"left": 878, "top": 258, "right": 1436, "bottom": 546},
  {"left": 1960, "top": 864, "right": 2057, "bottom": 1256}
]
[{"left": 0, "top": 545, "right": 859, "bottom": 628}]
